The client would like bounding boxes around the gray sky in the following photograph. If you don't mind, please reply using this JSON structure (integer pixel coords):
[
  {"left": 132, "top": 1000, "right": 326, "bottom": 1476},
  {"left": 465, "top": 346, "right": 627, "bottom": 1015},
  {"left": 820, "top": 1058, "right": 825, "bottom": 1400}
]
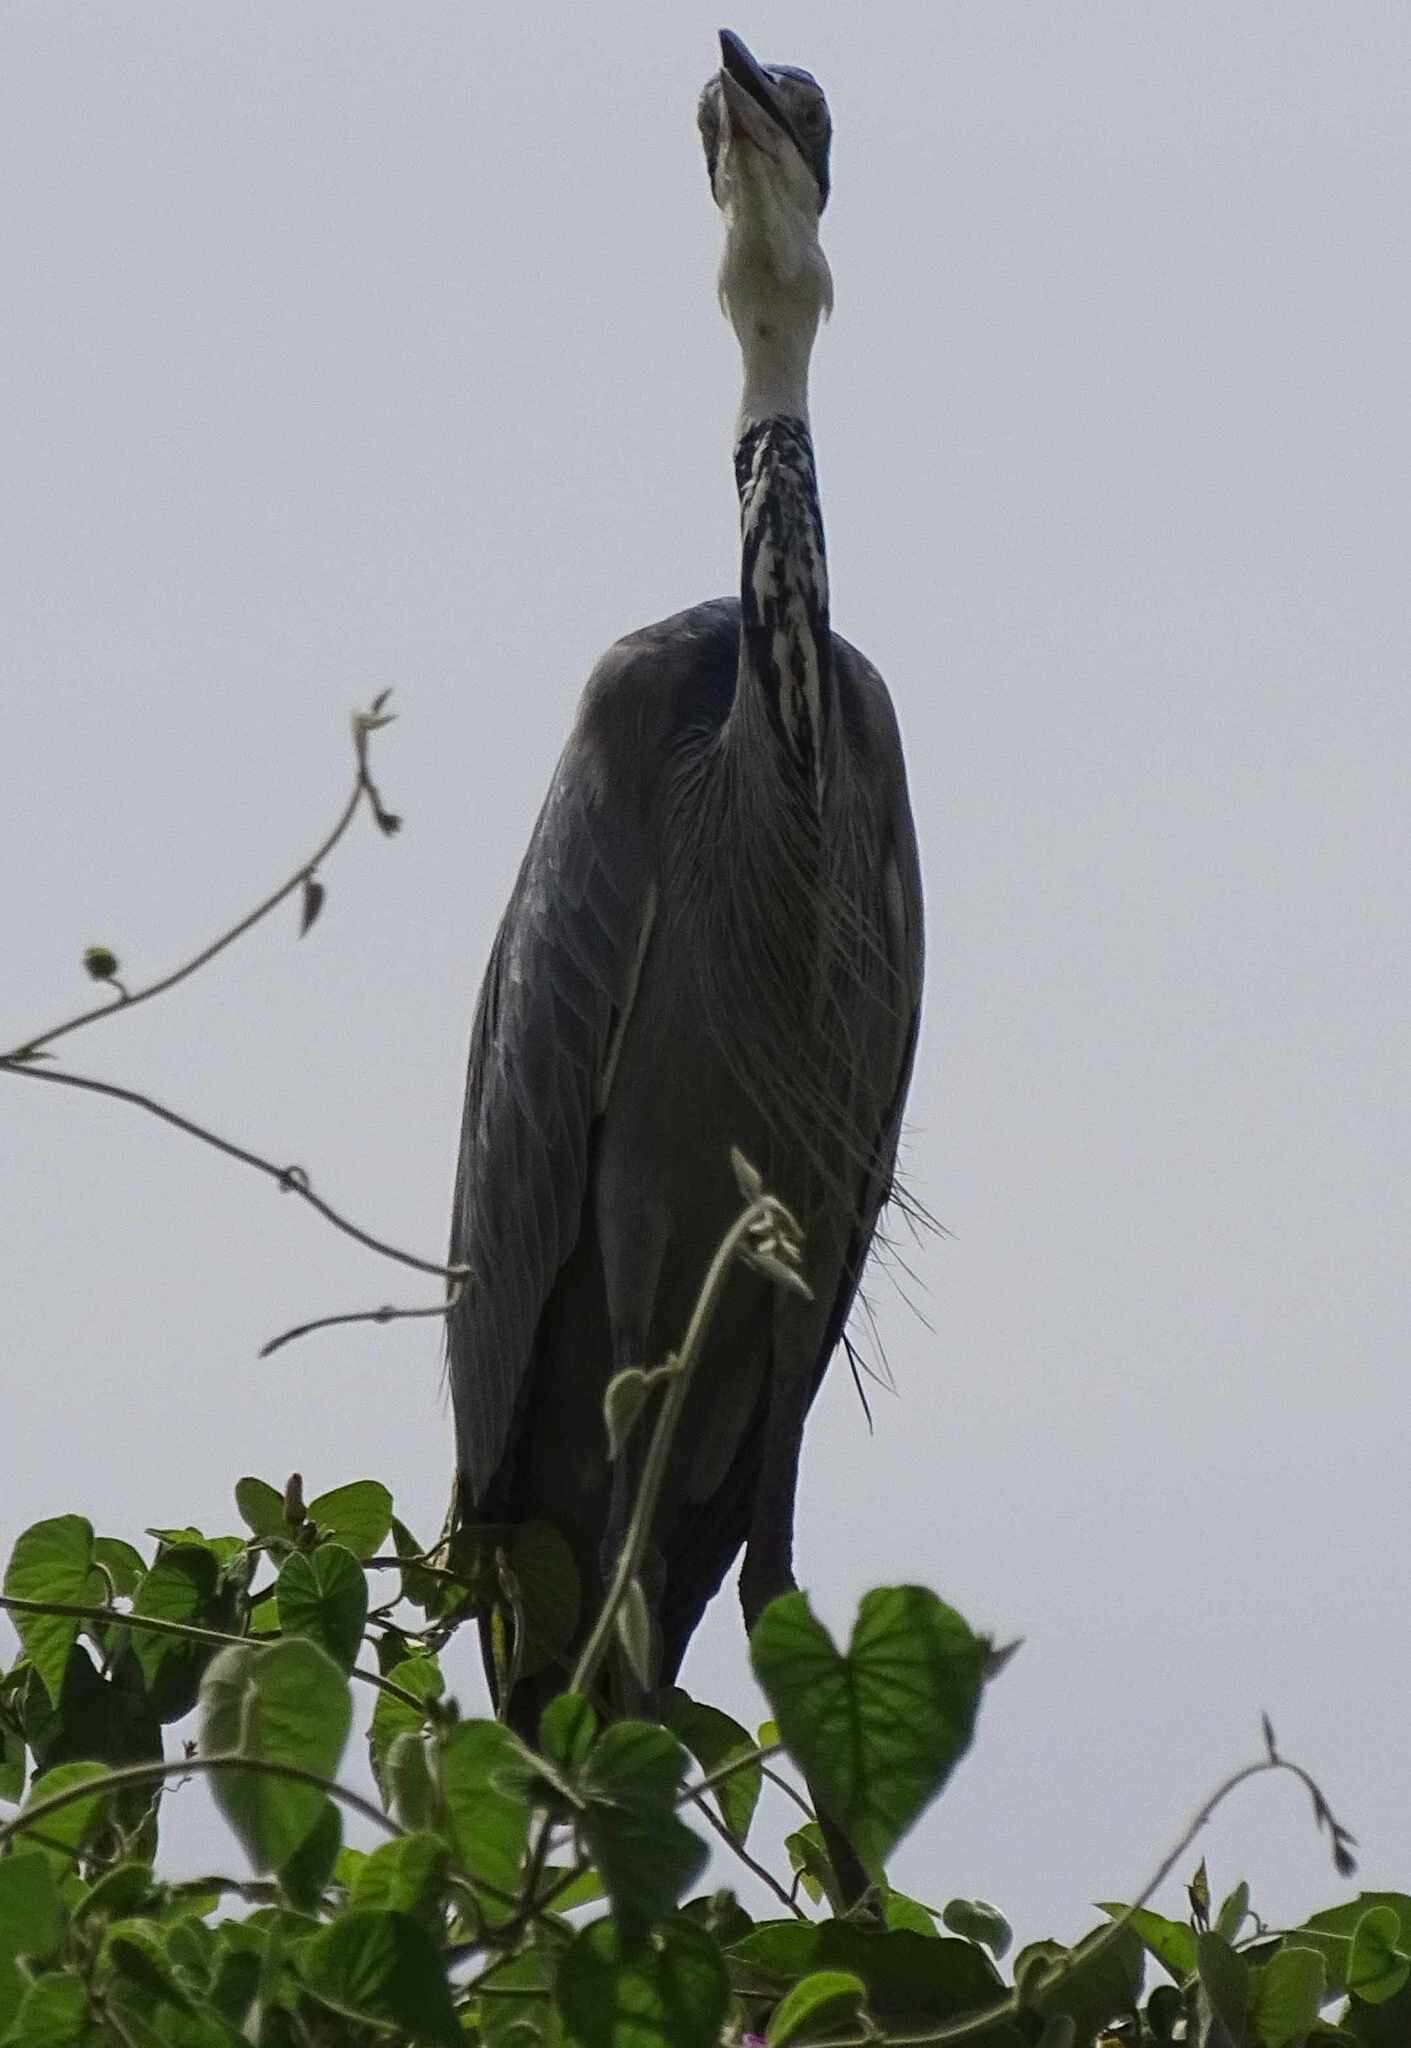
[{"left": 3, "top": 2, "right": 1408, "bottom": 1947}]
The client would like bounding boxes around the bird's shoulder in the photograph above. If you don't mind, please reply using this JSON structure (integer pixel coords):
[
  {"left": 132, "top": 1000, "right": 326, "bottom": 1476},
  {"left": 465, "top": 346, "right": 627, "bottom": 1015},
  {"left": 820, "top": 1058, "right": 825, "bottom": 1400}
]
[
  {"left": 832, "top": 632, "right": 909, "bottom": 786},
  {"left": 572, "top": 597, "right": 742, "bottom": 765}
]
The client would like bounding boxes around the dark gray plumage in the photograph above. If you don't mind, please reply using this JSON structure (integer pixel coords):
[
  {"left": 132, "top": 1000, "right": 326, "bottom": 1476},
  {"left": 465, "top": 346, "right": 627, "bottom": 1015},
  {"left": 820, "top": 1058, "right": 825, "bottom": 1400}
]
[{"left": 448, "top": 32, "right": 922, "bottom": 1735}]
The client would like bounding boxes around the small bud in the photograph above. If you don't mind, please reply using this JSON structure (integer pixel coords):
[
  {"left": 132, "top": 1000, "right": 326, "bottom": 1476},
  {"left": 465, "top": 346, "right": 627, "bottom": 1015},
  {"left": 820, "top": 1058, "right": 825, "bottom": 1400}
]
[
  {"left": 615, "top": 1576, "right": 655, "bottom": 1689},
  {"left": 83, "top": 945, "right": 120, "bottom": 982},
  {"left": 731, "top": 1148, "right": 764, "bottom": 1202},
  {"left": 298, "top": 874, "right": 326, "bottom": 937}
]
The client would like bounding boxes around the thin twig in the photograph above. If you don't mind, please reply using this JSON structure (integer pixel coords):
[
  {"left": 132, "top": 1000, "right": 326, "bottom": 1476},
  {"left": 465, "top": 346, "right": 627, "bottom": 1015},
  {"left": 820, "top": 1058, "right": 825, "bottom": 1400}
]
[
  {"left": 761, "top": 1760, "right": 819, "bottom": 1824},
  {"left": 0, "top": 1593, "right": 427, "bottom": 1712},
  {"left": 688, "top": 1791, "right": 807, "bottom": 1920},
  {"left": 822, "top": 1749, "right": 1356, "bottom": 2048},
  {"left": 570, "top": 1194, "right": 788, "bottom": 1702},
  {"left": 3, "top": 705, "right": 385, "bottom": 1067},
  {"left": 260, "top": 1281, "right": 465, "bottom": 1358},
  {"left": 1, "top": 699, "right": 464, "bottom": 1316},
  {"left": 0, "top": 1062, "right": 465, "bottom": 1283},
  {"left": 679, "top": 1740, "right": 783, "bottom": 1809},
  {"left": 0, "top": 1752, "right": 404, "bottom": 1859}
]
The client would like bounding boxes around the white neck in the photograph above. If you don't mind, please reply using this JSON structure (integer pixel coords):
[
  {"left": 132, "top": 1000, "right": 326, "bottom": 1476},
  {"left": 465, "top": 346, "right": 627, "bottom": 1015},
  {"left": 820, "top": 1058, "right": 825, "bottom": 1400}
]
[
  {"left": 736, "top": 313, "right": 815, "bottom": 434},
  {"left": 718, "top": 211, "right": 831, "bottom": 434}
]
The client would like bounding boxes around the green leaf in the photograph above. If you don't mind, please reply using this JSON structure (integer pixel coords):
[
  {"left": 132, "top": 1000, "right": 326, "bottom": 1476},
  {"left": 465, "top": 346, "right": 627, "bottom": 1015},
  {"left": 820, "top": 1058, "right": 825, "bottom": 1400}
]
[
  {"left": 581, "top": 1722, "right": 708, "bottom": 1927},
  {"left": 660, "top": 1689, "right": 762, "bottom": 1843},
  {"left": 1298, "top": 1894, "right": 1411, "bottom": 1998},
  {"left": 1197, "top": 1930, "right": 1250, "bottom": 2046},
  {"left": 544, "top": 1866, "right": 607, "bottom": 1913},
  {"left": 0, "top": 1714, "right": 25, "bottom": 1804},
  {"left": 1251, "top": 1944, "right": 1326, "bottom": 2046},
  {"left": 199, "top": 1639, "right": 352, "bottom": 1873},
  {"left": 1348, "top": 1907, "right": 1411, "bottom": 2006},
  {"left": 131, "top": 1545, "right": 220, "bottom": 1686},
  {"left": 350, "top": 1833, "right": 448, "bottom": 1919},
  {"left": 104, "top": 1918, "right": 194, "bottom": 2014},
  {"left": 942, "top": 1898, "right": 1012, "bottom": 1960},
  {"left": 0, "top": 1971, "right": 90, "bottom": 2046},
  {"left": 732, "top": 1925, "right": 1013, "bottom": 2032},
  {"left": 503, "top": 1521, "right": 581, "bottom": 1679},
  {"left": 784, "top": 1823, "right": 833, "bottom": 1909},
  {"left": 557, "top": 1916, "right": 728, "bottom": 2048},
  {"left": 389, "top": 1518, "right": 441, "bottom": 1611},
  {"left": 368, "top": 1655, "right": 443, "bottom": 1798},
  {"left": 305, "top": 1481, "right": 392, "bottom": 1560},
  {"left": 1344, "top": 1977, "right": 1411, "bottom": 2044},
  {"left": 750, "top": 1586, "right": 986, "bottom": 1870},
  {"left": 234, "top": 1478, "right": 286, "bottom": 1541},
  {"left": 275, "top": 1545, "right": 367, "bottom": 1671},
  {"left": 602, "top": 1366, "right": 674, "bottom": 1462},
  {"left": 767, "top": 1969, "right": 867, "bottom": 2045},
  {"left": 299, "top": 1908, "right": 460, "bottom": 2048},
  {"left": 614, "top": 1578, "right": 654, "bottom": 1690},
  {"left": 3, "top": 1517, "right": 94, "bottom": 1707},
  {"left": 75, "top": 1864, "right": 158, "bottom": 1923},
  {"left": 478, "top": 1945, "right": 563, "bottom": 2047},
  {"left": 883, "top": 1889, "right": 941, "bottom": 1938},
  {"left": 1097, "top": 1904, "right": 1196, "bottom": 1985},
  {"left": 1024, "top": 1926, "right": 1145, "bottom": 2038},
  {"left": 1217, "top": 1881, "right": 1251, "bottom": 1944},
  {"left": 20, "top": 1760, "right": 111, "bottom": 1871},
  {"left": 279, "top": 1797, "right": 342, "bottom": 1913},
  {"left": 540, "top": 1691, "right": 600, "bottom": 1770},
  {"left": 0, "top": 1850, "right": 64, "bottom": 2033},
  {"left": 442, "top": 1718, "right": 532, "bottom": 1904},
  {"left": 91, "top": 1538, "right": 146, "bottom": 1600},
  {"left": 385, "top": 1731, "right": 437, "bottom": 1831}
]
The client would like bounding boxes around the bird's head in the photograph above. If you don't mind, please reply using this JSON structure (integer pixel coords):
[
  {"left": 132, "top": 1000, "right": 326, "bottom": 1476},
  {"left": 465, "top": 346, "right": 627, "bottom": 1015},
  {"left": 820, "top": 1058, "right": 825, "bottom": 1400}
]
[{"left": 699, "top": 29, "right": 834, "bottom": 358}]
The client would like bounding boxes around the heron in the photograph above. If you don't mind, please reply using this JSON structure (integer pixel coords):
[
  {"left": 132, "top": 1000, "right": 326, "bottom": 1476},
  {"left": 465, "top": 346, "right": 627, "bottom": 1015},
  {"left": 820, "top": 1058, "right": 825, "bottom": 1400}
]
[{"left": 449, "top": 29, "right": 922, "bottom": 1753}]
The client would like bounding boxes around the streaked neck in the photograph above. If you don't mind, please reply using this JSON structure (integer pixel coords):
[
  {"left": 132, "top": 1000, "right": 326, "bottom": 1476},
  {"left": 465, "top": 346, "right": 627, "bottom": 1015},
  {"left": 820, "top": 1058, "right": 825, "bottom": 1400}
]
[{"left": 731, "top": 410, "right": 832, "bottom": 793}]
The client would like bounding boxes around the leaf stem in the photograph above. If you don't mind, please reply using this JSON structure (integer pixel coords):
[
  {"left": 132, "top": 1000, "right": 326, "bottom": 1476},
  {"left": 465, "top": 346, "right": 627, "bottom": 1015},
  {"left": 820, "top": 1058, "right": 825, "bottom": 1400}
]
[
  {"left": 3, "top": 713, "right": 374, "bottom": 1066},
  {"left": 568, "top": 1197, "right": 773, "bottom": 1704},
  {"left": 0, "top": 1593, "right": 427, "bottom": 1711},
  {"left": 0, "top": 1753, "right": 404, "bottom": 1859}
]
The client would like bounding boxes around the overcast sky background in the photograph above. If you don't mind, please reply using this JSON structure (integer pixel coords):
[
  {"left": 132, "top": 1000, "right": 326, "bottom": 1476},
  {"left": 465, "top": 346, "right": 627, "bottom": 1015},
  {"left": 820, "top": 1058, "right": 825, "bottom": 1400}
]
[{"left": 3, "top": 1, "right": 1408, "bottom": 1947}]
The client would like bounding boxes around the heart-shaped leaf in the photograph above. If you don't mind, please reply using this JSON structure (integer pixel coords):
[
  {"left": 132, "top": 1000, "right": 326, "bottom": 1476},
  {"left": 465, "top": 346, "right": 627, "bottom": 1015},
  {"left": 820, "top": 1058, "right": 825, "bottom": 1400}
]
[
  {"left": 276, "top": 1545, "right": 368, "bottom": 1671},
  {"left": 557, "top": 1916, "right": 727, "bottom": 2048},
  {"left": 200, "top": 1640, "right": 351, "bottom": 1874},
  {"left": 4, "top": 1517, "right": 95, "bottom": 1707},
  {"left": 300, "top": 1909, "right": 459, "bottom": 2047},
  {"left": 750, "top": 1586, "right": 986, "bottom": 1869}
]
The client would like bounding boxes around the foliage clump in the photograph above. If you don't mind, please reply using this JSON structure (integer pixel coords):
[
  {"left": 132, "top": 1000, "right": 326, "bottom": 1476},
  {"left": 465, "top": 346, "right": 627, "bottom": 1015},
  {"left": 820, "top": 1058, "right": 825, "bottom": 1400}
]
[{"left": 0, "top": 1471, "right": 1389, "bottom": 2047}]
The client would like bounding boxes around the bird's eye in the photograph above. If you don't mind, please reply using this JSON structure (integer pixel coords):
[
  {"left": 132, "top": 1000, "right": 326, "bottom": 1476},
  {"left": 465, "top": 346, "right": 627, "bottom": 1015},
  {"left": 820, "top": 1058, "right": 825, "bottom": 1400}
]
[{"left": 798, "top": 99, "right": 828, "bottom": 135}]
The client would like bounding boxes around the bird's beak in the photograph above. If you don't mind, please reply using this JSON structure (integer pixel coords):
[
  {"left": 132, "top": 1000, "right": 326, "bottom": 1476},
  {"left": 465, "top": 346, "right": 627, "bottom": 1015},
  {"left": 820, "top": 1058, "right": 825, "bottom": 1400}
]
[{"left": 717, "top": 27, "right": 806, "bottom": 162}]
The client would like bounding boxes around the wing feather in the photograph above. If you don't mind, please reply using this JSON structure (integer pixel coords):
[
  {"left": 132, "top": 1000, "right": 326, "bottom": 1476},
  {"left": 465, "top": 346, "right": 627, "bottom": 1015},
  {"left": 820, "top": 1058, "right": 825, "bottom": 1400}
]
[{"left": 448, "top": 644, "right": 657, "bottom": 1504}]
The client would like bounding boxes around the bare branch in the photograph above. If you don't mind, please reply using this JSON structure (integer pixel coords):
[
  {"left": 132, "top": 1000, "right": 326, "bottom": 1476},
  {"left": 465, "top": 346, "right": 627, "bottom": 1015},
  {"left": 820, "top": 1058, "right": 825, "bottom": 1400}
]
[
  {"left": 0, "top": 1592, "right": 428, "bottom": 1712},
  {"left": 687, "top": 1788, "right": 808, "bottom": 1921},
  {"left": 4, "top": 699, "right": 391, "bottom": 1066},
  {"left": 260, "top": 1281, "right": 465, "bottom": 1359},
  {"left": 2, "top": 1060, "right": 466, "bottom": 1284}
]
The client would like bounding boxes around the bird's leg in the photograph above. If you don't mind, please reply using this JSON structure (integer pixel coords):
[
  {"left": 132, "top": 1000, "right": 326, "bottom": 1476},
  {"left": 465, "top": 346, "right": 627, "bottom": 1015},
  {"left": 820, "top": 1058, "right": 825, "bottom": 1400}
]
[{"left": 740, "top": 1310, "right": 877, "bottom": 1915}]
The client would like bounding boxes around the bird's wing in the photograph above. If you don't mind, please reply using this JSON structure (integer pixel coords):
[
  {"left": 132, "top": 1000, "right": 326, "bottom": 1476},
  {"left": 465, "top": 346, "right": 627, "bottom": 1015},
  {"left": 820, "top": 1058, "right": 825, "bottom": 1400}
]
[
  {"left": 447, "top": 638, "right": 661, "bottom": 1505},
  {"left": 656, "top": 636, "right": 924, "bottom": 1674},
  {"left": 823, "top": 634, "right": 926, "bottom": 1362}
]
